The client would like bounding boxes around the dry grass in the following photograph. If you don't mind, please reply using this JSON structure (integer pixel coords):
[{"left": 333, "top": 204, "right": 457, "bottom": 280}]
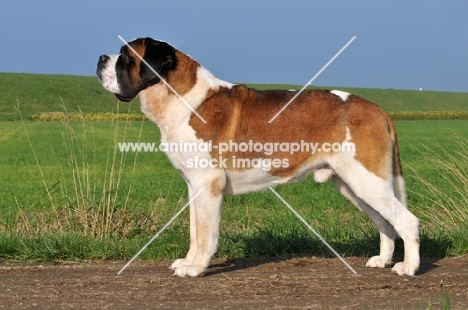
[
  {"left": 407, "top": 135, "right": 468, "bottom": 234},
  {"left": 29, "top": 111, "right": 145, "bottom": 121},
  {"left": 6, "top": 100, "right": 165, "bottom": 239}
]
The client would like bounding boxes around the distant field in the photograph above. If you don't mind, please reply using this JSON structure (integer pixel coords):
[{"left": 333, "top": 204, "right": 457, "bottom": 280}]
[
  {"left": 1, "top": 73, "right": 468, "bottom": 121},
  {"left": 252, "top": 84, "right": 468, "bottom": 112},
  {"left": 0, "top": 73, "right": 139, "bottom": 120}
]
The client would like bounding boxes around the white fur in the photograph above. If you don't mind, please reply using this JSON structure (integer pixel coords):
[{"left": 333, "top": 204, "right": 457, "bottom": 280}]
[
  {"left": 197, "top": 66, "right": 234, "bottom": 90},
  {"left": 328, "top": 141, "right": 419, "bottom": 276},
  {"left": 345, "top": 126, "right": 352, "bottom": 141},
  {"left": 224, "top": 160, "right": 322, "bottom": 195},
  {"left": 98, "top": 55, "right": 120, "bottom": 94},
  {"left": 393, "top": 175, "right": 407, "bottom": 206},
  {"left": 330, "top": 90, "right": 351, "bottom": 101},
  {"left": 314, "top": 168, "right": 334, "bottom": 183},
  {"left": 140, "top": 68, "right": 232, "bottom": 277}
]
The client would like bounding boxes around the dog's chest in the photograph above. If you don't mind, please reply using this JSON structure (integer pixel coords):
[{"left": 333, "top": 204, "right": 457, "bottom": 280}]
[{"left": 159, "top": 120, "right": 211, "bottom": 171}]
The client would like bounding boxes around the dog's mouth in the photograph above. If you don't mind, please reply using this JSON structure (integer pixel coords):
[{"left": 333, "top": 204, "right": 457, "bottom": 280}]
[{"left": 115, "top": 94, "right": 134, "bottom": 102}]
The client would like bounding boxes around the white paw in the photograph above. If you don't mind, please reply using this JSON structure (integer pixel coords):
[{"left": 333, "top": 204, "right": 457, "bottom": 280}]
[
  {"left": 366, "top": 255, "right": 391, "bottom": 268},
  {"left": 170, "top": 259, "right": 187, "bottom": 270},
  {"left": 173, "top": 265, "right": 206, "bottom": 277},
  {"left": 391, "top": 262, "right": 418, "bottom": 276}
]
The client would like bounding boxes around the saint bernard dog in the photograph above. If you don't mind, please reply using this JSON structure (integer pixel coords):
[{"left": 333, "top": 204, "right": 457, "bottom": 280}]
[{"left": 96, "top": 37, "right": 420, "bottom": 277}]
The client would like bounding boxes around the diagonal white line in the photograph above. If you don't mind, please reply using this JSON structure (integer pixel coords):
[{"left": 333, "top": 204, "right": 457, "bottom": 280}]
[
  {"left": 268, "top": 36, "right": 356, "bottom": 123},
  {"left": 118, "top": 35, "right": 207, "bottom": 124},
  {"left": 268, "top": 187, "right": 357, "bottom": 275},
  {"left": 117, "top": 187, "right": 207, "bottom": 275}
]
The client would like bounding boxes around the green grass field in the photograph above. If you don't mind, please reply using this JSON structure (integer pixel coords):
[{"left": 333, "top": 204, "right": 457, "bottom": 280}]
[{"left": 0, "top": 73, "right": 467, "bottom": 262}]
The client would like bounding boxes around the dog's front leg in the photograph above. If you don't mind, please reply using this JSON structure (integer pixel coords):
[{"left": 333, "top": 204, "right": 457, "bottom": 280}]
[
  {"left": 169, "top": 186, "right": 199, "bottom": 270},
  {"left": 171, "top": 172, "right": 225, "bottom": 277}
]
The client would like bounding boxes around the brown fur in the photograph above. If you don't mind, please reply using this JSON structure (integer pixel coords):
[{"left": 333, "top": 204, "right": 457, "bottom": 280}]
[
  {"left": 128, "top": 44, "right": 146, "bottom": 84},
  {"left": 189, "top": 85, "right": 396, "bottom": 180},
  {"left": 167, "top": 51, "right": 199, "bottom": 95},
  {"left": 130, "top": 38, "right": 400, "bottom": 181}
]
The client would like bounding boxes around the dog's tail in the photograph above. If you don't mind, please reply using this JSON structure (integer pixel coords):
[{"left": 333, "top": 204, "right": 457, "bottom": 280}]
[{"left": 386, "top": 114, "right": 407, "bottom": 207}]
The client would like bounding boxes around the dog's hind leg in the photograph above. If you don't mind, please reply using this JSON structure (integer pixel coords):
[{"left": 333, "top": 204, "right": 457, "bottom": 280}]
[
  {"left": 331, "top": 175, "right": 397, "bottom": 268},
  {"left": 332, "top": 160, "right": 420, "bottom": 276}
]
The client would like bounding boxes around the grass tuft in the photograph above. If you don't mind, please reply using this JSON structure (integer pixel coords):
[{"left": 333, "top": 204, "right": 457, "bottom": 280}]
[
  {"left": 407, "top": 135, "right": 468, "bottom": 256},
  {"left": 3, "top": 101, "right": 163, "bottom": 241}
]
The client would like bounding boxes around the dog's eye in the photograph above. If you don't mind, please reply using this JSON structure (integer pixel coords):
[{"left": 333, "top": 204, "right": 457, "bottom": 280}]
[{"left": 122, "top": 54, "right": 134, "bottom": 64}]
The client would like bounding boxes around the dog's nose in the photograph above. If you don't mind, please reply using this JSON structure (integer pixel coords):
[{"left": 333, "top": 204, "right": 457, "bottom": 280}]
[
  {"left": 98, "top": 55, "right": 110, "bottom": 64},
  {"left": 96, "top": 55, "right": 110, "bottom": 80}
]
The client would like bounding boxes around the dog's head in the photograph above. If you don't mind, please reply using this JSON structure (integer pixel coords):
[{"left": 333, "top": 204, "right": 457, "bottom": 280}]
[{"left": 96, "top": 38, "right": 177, "bottom": 102}]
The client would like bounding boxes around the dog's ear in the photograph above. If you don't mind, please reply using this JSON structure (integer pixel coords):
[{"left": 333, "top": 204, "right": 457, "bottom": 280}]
[
  {"left": 140, "top": 39, "right": 177, "bottom": 83},
  {"left": 160, "top": 54, "right": 173, "bottom": 70}
]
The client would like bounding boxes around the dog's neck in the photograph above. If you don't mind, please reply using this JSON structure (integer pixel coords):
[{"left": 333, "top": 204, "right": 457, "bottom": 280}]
[{"left": 138, "top": 51, "right": 234, "bottom": 137}]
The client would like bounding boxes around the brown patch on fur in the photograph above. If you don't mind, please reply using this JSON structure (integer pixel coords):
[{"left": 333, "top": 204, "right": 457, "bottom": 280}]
[
  {"left": 167, "top": 51, "right": 199, "bottom": 96},
  {"left": 345, "top": 96, "right": 394, "bottom": 179},
  {"left": 190, "top": 88, "right": 349, "bottom": 177},
  {"left": 128, "top": 44, "right": 146, "bottom": 84},
  {"left": 210, "top": 176, "right": 225, "bottom": 196},
  {"left": 189, "top": 88, "right": 398, "bottom": 180},
  {"left": 137, "top": 50, "right": 200, "bottom": 126}
]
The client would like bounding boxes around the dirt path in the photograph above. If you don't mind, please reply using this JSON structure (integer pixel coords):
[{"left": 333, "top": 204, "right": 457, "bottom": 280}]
[{"left": 1, "top": 256, "right": 467, "bottom": 309}]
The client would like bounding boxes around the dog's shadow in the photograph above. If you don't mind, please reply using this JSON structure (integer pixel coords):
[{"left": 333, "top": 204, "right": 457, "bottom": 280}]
[{"left": 203, "top": 229, "right": 448, "bottom": 277}]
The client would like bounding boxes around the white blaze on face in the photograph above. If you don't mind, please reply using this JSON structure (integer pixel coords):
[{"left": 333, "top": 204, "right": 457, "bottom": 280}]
[{"left": 99, "top": 55, "right": 121, "bottom": 94}]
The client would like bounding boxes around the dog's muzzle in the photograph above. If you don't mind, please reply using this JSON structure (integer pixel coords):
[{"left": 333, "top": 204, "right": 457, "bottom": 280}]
[
  {"left": 95, "top": 54, "right": 122, "bottom": 96},
  {"left": 96, "top": 55, "right": 110, "bottom": 81}
]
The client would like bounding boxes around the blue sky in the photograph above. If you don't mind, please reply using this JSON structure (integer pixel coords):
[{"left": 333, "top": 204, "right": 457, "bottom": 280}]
[{"left": 1, "top": 0, "right": 468, "bottom": 92}]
